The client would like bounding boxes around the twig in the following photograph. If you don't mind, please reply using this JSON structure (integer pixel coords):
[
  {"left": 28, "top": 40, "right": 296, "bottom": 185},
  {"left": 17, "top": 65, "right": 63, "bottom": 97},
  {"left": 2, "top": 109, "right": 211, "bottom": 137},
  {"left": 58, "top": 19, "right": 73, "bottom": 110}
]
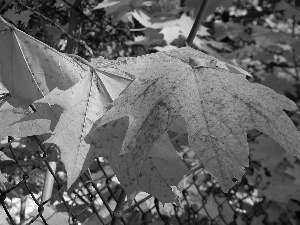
[{"left": 186, "top": 0, "right": 211, "bottom": 46}]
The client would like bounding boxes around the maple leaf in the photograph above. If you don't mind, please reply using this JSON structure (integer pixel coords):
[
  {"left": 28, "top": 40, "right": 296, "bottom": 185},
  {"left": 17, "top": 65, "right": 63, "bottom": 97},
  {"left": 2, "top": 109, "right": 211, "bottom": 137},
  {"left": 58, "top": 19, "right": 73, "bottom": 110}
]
[
  {"left": 86, "top": 117, "right": 191, "bottom": 204},
  {"left": 98, "top": 47, "right": 300, "bottom": 192},
  {"left": 0, "top": 18, "right": 92, "bottom": 138},
  {"left": 85, "top": 117, "right": 191, "bottom": 203},
  {"left": 29, "top": 66, "right": 132, "bottom": 187},
  {"left": 0, "top": 17, "right": 89, "bottom": 106},
  {"left": 3, "top": 7, "right": 32, "bottom": 26}
]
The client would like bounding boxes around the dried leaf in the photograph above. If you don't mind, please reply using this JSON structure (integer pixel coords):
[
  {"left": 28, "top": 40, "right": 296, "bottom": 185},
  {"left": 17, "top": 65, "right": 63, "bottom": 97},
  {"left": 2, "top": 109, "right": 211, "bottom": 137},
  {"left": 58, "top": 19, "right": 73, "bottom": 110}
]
[{"left": 99, "top": 47, "right": 300, "bottom": 192}]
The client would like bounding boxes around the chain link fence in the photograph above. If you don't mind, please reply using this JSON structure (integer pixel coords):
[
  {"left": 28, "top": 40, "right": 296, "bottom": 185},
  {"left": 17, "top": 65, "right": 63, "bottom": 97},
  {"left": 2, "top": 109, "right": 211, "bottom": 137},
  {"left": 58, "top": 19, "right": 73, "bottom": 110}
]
[{"left": 0, "top": 133, "right": 295, "bottom": 225}]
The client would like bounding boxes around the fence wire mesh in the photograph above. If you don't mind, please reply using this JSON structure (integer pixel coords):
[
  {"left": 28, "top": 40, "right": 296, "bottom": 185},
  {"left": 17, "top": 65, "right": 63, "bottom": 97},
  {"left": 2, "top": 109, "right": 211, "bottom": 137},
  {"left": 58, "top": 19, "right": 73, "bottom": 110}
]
[{"left": 0, "top": 133, "right": 294, "bottom": 225}]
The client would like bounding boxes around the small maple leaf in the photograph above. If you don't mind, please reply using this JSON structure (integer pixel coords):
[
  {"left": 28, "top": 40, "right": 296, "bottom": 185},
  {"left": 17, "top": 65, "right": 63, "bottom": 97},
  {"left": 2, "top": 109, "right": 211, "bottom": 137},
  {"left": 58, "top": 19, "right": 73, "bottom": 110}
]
[
  {"left": 3, "top": 8, "right": 32, "bottom": 26},
  {"left": 28, "top": 65, "right": 132, "bottom": 187},
  {"left": 98, "top": 47, "right": 300, "bottom": 192}
]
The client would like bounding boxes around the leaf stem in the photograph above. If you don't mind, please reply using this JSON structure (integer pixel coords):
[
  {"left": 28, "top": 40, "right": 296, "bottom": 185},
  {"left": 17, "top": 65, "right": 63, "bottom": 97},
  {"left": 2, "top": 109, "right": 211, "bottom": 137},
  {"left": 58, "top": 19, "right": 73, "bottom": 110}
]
[{"left": 186, "top": 0, "right": 211, "bottom": 46}]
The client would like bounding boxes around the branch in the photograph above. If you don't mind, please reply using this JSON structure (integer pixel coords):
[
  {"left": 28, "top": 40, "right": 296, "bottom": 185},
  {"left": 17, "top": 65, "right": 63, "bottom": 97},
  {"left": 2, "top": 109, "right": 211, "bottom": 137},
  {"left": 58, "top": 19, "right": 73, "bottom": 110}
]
[{"left": 186, "top": 0, "right": 211, "bottom": 46}]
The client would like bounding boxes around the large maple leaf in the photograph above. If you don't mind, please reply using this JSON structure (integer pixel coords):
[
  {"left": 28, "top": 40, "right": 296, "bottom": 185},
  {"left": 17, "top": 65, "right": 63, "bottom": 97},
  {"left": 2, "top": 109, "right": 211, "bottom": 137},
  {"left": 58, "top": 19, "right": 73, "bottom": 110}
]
[
  {"left": 98, "top": 47, "right": 300, "bottom": 192},
  {"left": 0, "top": 17, "right": 89, "bottom": 105},
  {"left": 86, "top": 117, "right": 191, "bottom": 204},
  {"left": 0, "top": 17, "right": 90, "bottom": 138}
]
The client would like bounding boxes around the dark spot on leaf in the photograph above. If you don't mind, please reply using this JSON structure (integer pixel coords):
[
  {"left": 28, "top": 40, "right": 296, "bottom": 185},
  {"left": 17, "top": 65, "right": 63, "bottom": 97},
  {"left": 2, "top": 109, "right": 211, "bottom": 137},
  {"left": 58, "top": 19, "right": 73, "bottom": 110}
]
[{"left": 232, "top": 178, "right": 238, "bottom": 182}]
